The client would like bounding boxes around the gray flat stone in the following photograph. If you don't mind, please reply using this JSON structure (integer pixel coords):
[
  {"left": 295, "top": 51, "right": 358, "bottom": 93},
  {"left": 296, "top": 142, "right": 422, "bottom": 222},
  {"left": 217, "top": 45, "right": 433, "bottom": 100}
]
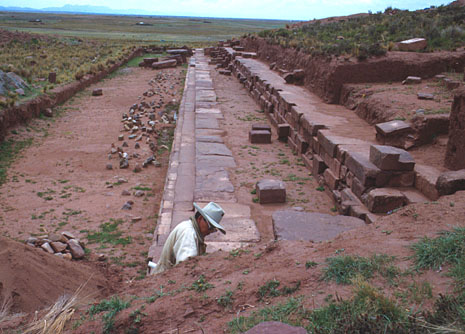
[
  {"left": 273, "top": 211, "right": 365, "bottom": 242},
  {"left": 196, "top": 89, "right": 216, "bottom": 102},
  {"left": 196, "top": 135, "right": 224, "bottom": 143},
  {"left": 196, "top": 117, "right": 219, "bottom": 129},
  {"left": 206, "top": 218, "right": 259, "bottom": 243},
  {"left": 197, "top": 155, "right": 236, "bottom": 168},
  {"left": 375, "top": 120, "right": 413, "bottom": 136},
  {"left": 196, "top": 168, "right": 234, "bottom": 193},
  {"left": 196, "top": 142, "right": 232, "bottom": 156},
  {"left": 245, "top": 322, "right": 306, "bottom": 334}
]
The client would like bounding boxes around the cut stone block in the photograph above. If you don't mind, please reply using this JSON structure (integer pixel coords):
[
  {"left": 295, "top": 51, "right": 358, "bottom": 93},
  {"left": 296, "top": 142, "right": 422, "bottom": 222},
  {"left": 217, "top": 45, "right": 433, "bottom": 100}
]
[
  {"left": 345, "top": 152, "right": 383, "bottom": 186},
  {"left": 398, "top": 38, "right": 427, "bottom": 51},
  {"left": 92, "top": 88, "right": 102, "bottom": 96},
  {"left": 324, "top": 168, "right": 339, "bottom": 190},
  {"left": 219, "top": 69, "right": 231, "bottom": 75},
  {"left": 273, "top": 211, "right": 365, "bottom": 242},
  {"left": 387, "top": 171, "right": 415, "bottom": 187},
  {"left": 245, "top": 322, "right": 306, "bottom": 334},
  {"left": 402, "top": 76, "right": 422, "bottom": 84},
  {"left": 277, "top": 123, "right": 290, "bottom": 139},
  {"left": 401, "top": 189, "right": 430, "bottom": 204},
  {"left": 418, "top": 92, "right": 434, "bottom": 100},
  {"left": 415, "top": 164, "right": 440, "bottom": 200},
  {"left": 446, "top": 90, "right": 465, "bottom": 170},
  {"left": 317, "top": 130, "right": 347, "bottom": 157},
  {"left": 312, "top": 154, "right": 327, "bottom": 175},
  {"left": 256, "top": 179, "right": 286, "bottom": 204},
  {"left": 369, "top": 145, "right": 415, "bottom": 171},
  {"left": 364, "top": 188, "right": 407, "bottom": 213},
  {"left": 375, "top": 120, "right": 413, "bottom": 137},
  {"left": 249, "top": 130, "right": 271, "bottom": 144},
  {"left": 436, "top": 169, "right": 465, "bottom": 196},
  {"left": 152, "top": 59, "right": 177, "bottom": 69},
  {"left": 252, "top": 123, "right": 271, "bottom": 132},
  {"left": 351, "top": 177, "right": 367, "bottom": 198},
  {"left": 446, "top": 80, "right": 461, "bottom": 90}
]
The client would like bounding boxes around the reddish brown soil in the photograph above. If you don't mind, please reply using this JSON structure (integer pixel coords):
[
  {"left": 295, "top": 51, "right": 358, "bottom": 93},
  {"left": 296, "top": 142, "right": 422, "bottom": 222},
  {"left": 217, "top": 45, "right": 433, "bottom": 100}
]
[
  {"left": 211, "top": 68, "right": 335, "bottom": 241},
  {"left": 0, "top": 54, "right": 464, "bottom": 334},
  {"left": 0, "top": 65, "right": 185, "bottom": 328},
  {"left": 72, "top": 191, "right": 464, "bottom": 334}
]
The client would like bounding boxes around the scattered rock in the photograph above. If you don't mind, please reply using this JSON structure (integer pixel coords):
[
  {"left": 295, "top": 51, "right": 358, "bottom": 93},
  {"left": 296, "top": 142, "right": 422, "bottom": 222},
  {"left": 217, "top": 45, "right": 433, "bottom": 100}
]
[
  {"left": 417, "top": 92, "right": 434, "bottom": 100},
  {"left": 402, "top": 76, "right": 422, "bottom": 85},
  {"left": 92, "top": 88, "right": 103, "bottom": 96},
  {"left": 131, "top": 217, "right": 142, "bottom": 222},
  {"left": 134, "top": 190, "right": 145, "bottom": 197},
  {"left": 120, "top": 158, "right": 129, "bottom": 169},
  {"left": 106, "top": 164, "right": 113, "bottom": 170},
  {"left": 133, "top": 163, "right": 142, "bottom": 173},
  {"left": 97, "top": 253, "right": 107, "bottom": 261},
  {"left": 50, "top": 241, "right": 67, "bottom": 253},
  {"left": 122, "top": 201, "right": 133, "bottom": 210},
  {"left": 118, "top": 134, "right": 124, "bottom": 141},
  {"left": 42, "top": 108, "right": 53, "bottom": 117},
  {"left": 41, "top": 242, "right": 55, "bottom": 254},
  {"left": 67, "top": 239, "right": 85, "bottom": 259},
  {"left": 122, "top": 190, "right": 131, "bottom": 196}
]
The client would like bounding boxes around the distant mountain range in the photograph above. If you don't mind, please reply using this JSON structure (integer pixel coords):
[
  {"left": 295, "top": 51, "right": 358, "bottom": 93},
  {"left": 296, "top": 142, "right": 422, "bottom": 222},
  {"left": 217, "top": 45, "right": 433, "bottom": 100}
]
[{"left": 0, "top": 4, "right": 158, "bottom": 16}]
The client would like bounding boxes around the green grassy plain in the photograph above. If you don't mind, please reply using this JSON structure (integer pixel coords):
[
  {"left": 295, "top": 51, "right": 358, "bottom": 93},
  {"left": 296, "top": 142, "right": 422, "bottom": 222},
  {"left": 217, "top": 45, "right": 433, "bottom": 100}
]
[{"left": 0, "top": 11, "right": 291, "bottom": 43}]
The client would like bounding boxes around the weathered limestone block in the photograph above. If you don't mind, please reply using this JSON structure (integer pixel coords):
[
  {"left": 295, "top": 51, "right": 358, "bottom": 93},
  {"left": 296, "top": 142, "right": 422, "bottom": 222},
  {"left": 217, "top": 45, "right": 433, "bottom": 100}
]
[
  {"left": 249, "top": 130, "right": 271, "bottom": 144},
  {"left": 364, "top": 188, "right": 407, "bottom": 213},
  {"left": 256, "top": 179, "right": 286, "bottom": 204},
  {"left": 369, "top": 145, "right": 415, "bottom": 171},
  {"left": 415, "top": 164, "right": 440, "bottom": 200},
  {"left": 398, "top": 38, "right": 427, "bottom": 51},
  {"left": 436, "top": 170, "right": 465, "bottom": 196},
  {"left": 446, "top": 89, "right": 465, "bottom": 170}
]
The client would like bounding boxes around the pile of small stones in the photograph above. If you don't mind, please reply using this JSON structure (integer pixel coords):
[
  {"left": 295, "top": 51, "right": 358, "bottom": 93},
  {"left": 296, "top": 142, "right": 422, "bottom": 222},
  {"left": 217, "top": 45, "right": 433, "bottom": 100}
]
[
  {"left": 25, "top": 231, "right": 87, "bottom": 260},
  {"left": 106, "top": 71, "right": 182, "bottom": 173}
]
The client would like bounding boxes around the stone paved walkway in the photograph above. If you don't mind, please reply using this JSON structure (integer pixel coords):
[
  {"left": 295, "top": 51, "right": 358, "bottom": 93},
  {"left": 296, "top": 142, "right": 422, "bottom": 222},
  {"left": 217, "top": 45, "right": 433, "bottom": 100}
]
[{"left": 148, "top": 50, "right": 259, "bottom": 261}]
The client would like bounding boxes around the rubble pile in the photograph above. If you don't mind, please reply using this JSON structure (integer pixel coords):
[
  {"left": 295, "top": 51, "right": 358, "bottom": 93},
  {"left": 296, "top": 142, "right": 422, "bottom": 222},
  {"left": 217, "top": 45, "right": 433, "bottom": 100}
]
[{"left": 25, "top": 231, "right": 86, "bottom": 260}]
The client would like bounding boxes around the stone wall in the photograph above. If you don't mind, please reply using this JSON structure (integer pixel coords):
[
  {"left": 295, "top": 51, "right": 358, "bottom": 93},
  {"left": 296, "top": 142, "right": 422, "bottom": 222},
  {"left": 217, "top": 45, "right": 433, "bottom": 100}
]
[
  {"left": 210, "top": 46, "right": 447, "bottom": 221},
  {"left": 240, "top": 37, "right": 465, "bottom": 104},
  {"left": 445, "top": 89, "right": 465, "bottom": 170},
  {"left": 0, "top": 48, "right": 143, "bottom": 141}
]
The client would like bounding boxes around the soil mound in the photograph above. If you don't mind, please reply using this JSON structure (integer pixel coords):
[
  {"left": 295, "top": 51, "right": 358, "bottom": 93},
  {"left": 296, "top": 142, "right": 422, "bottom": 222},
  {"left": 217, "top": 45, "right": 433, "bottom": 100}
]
[{"left": 0, "top": 236, "right": 108, "bottom": 314}]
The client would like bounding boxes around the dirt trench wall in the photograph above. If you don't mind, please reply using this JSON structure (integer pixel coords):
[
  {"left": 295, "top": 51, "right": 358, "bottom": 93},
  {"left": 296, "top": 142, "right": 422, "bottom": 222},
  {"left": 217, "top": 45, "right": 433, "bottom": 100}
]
[
  {"left": 0, "top": 48, "right": 143, "bottom": 141},
  {"left": 240, "top": 37, "right": 465, "bottom": 104},
  {"left": 445, "top": 89, "right": 465, "bottom": 170}
]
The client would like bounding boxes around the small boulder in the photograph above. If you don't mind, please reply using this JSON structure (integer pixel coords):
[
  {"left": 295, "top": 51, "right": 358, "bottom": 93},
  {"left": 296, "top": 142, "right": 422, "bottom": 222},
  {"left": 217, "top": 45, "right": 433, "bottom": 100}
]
[
  {"left": 67, "top": 239, "right": 85, "bottom": 259},
  {"left": 92, "top": 88, "right": 103, "bottom": 96}
]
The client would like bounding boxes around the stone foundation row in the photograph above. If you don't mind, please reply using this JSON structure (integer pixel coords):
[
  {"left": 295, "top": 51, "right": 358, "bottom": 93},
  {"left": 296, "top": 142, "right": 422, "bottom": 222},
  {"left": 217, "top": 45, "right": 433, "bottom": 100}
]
[{"left": 207, "top": 46, "right": 465, "bottom": 222}]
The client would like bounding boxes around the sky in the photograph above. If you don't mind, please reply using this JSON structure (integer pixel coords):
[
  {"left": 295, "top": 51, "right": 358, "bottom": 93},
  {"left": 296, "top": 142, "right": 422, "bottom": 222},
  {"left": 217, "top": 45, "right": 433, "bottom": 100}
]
[{"left": 0, "top": 0, "right": 453, "bottom": 20}]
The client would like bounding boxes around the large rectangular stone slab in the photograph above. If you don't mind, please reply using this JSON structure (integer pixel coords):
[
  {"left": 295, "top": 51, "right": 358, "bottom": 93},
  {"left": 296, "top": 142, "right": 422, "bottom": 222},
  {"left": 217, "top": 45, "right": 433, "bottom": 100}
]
[
  {"left": 196, "top": 117, "right": 219, "bottom": 129},
  {"left": 196, "top": 155, "right": 236, "bottom": 168},
  {"left": 205, "top": 218, "right": 259, "bottom": 243},
  {"left": 273, "top": 211, "right": 365, "bottom": 242},
  {"left": 375, "top": 120, "right": 413, "bottom": 136},
  {"left": 196, "top": 142, "right": 232, "bottom": 156},
  {"left": 436, "top": 169, "right": 465, "bottom": 196}
]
